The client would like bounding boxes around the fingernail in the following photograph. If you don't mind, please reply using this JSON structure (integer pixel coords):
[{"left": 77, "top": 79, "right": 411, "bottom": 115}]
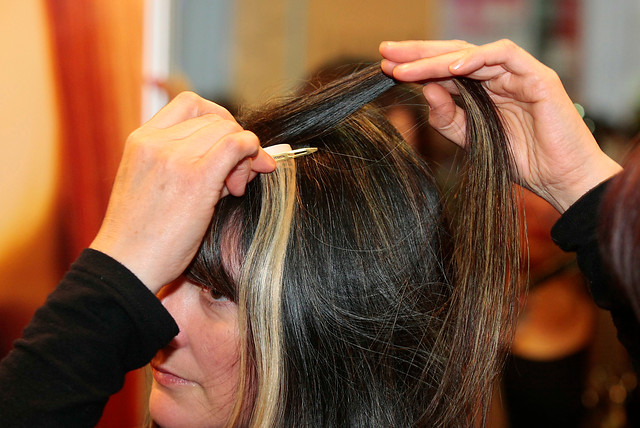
[
  {"left": 450, "top": 58, "right": 464, "bottom": 71},
  {"left": 380, "top": 60, "right": 394, "bottom": 75}
]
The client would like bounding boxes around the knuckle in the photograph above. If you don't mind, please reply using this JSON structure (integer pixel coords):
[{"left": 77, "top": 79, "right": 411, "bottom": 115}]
[
  {"left": 526, "top": 70, "right": 556, "bottom": 98},
  {"left": 125, "top": 130, "right": 169, "bottom": 163},
  {"left": 168, "top": 91, "right": 204, "bottom": 117},
  {"left": 452, "top": 39, "right": 471, "bottom": 49},
  {"left": 221, "top": 134, "right": 244, "bottom": 154},
  {"left": 125, "top": 128, "right": 142, "bottom": 145},
  {"left": 198, "top": 112, "right": 225, "bottom": 126},
  {"left": 199, "top": 114, "right": 243, "bottom": 133},
  {"left": 242, "top": 130, "right": 260, "bottom": 146},
  {"left": 125, "top": 129, "right": 151, "bottom": 151},
  {"left": 497, "top": 38, "right": 517, "bottom": 52},
  {"left": 205, "top": 120, "right": 244, "bottom": 140},
  {"left": 221, "top": 119, "right": 244, "bottom": 134},
  {"left": 542, "top": 66, "right": 561, "bottom": 83},
  {"left": 174, "top": 91, "right": 200, "bottom": 104},
  {"left": 224, "top": 131, "right": 258, "bottom": 155}
]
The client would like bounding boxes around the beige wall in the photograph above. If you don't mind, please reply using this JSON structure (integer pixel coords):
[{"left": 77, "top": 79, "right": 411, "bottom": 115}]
[
  {"left": 0, "top": 1, "right": 60, "bottom": 349},
  {"left": 232, "top": 0, "right": 289, "bottom": 105},
  {"left": 305, "top": 0, "right": 437, "bottom": 74},
  {"left": 233, "top": 0, "right": 437, "bottom": 105}
]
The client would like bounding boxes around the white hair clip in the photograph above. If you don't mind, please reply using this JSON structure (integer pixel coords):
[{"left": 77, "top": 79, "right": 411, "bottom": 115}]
[{"left": 264, "top": 144, "right": 318, "bottom": 161}]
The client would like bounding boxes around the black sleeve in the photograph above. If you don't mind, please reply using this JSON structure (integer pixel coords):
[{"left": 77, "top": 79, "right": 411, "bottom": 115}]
[
  {"left": 0, "top": 249, "right": 179, "bottom": 427},
  {"left": 551, "top": 180, "right": 640, "bottom": 371}
]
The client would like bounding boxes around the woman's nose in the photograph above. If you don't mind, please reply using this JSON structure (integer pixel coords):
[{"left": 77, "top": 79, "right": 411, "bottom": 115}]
[
  {"left": 159, "top": 279, "right": 192, "bottom": 348},
  {"left": 165, "top": 328, "right": 188, "bottom": 349}
]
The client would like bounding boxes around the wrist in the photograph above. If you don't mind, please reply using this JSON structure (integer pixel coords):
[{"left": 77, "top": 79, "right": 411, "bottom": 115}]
[
  {"left": 89, "top": 238, "right": 165, "bottom": 294},
  {"left": 545, "top": 153, "right": 622, "bottom": 213}
]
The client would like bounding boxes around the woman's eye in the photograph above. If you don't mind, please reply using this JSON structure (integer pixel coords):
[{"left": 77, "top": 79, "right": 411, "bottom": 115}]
[
  {"left": 207, "top": 288, "right": 230, "bottom": 302},
  {"left": 196, "top": 283, "right": 230, "bottom": 303}
]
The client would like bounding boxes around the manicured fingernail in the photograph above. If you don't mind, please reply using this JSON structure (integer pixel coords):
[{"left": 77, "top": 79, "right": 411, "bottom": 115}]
[
  {"left": 380, "top": 60, "right": 394, "bottom": 75},
  {"left": 450, "top": 58, "right": 464, "bottom": 71}
]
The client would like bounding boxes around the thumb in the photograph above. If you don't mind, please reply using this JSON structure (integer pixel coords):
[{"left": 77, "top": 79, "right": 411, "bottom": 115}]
[
  {"left": 423, "top": 83, "right": 467, "bottom": 147},
  {"left": 225, "top": 158, "right": 253, "bottom": 197}
]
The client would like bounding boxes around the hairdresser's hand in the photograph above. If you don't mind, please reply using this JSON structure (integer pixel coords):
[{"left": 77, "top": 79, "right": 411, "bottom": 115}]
[
  {"left": 90, "top": 92, "right": 275, "bottom": 293},
  {"left": 380, "top": 39, "right": 622, "bottom": 212}
]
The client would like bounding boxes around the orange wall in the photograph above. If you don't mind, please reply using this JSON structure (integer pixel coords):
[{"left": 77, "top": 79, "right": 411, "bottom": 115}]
[
  {"left": 0, "top": 1, "right": 60, "bottom": 353},
  {"left": 1, "top": 2, "right": 146, "bottom": 425}
]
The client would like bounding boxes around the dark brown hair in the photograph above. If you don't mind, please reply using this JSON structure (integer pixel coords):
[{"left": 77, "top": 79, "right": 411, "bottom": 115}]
[{"left": 186, "top": 64, "right": 522, "bottom": 427}]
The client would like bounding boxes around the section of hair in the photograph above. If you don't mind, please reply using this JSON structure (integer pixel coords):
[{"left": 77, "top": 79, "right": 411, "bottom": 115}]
[
  {"left": 236, "top": 156, "right": 297, "bottom": 425},
  {"left": 187, "top": 64, "right": 522, "bottom": 427},
  {"left": 430, "top": 78, "right": 522, "bottom": 426}
]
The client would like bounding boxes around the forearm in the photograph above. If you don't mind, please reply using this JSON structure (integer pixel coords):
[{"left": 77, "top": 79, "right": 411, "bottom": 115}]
[{"left": 0, "top": 249, "right": 178, "bottom": 427}]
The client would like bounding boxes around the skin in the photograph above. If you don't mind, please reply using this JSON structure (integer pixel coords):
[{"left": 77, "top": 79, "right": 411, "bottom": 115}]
[
  {"left": 90, "top": 91, "right": 276, "bottom": 293},
  {"left": 379, "top": 39, "right": 622, "bottom": 213},
  {"left": 149, "top": 277, "right": 240, "bottom": 428}
]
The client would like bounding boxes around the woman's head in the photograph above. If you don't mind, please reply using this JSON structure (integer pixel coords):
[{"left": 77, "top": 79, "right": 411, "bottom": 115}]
[{"left": 150, "top": 65, "right": 522, "bottom": 427}]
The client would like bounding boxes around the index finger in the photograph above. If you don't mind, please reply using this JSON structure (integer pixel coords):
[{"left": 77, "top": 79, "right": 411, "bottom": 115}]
[
  {"left": 447, "top": 39, "right": 547, "bottom": 78},
  {"left": 388, "top": 50, "right": 472, "bottom": 82},
  {"left": 146, "top": 91, "right": 236, "bottom": 129},
  {"left": 379, "top": 40, "right": 475, "bottom": 63}
]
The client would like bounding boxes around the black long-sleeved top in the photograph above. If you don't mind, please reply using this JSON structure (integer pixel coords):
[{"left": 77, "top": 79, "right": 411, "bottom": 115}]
[
  {"left": 551, "top": 180, "right": 640, "bottom": 371},
  {"left": 0, "top": 249, "right": 178, "bottom": 427}
]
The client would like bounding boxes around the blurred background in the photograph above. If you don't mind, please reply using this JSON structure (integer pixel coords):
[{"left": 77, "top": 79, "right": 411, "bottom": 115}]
[{"left": 1, "top": 1, "right": 638, "bottom": 426}]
